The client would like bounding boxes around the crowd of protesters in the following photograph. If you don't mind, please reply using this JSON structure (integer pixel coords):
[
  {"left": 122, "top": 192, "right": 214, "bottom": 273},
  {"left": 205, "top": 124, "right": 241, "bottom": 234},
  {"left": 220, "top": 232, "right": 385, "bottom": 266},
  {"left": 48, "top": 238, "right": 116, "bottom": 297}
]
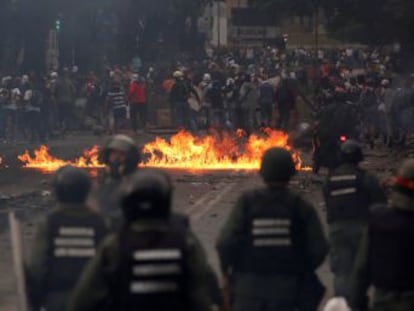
[
  {"left": 0, "top": 67, "right": 149, "bottom": 142},
  {"left": 0, "top": 44, "right": 412, "bottom": 144}
]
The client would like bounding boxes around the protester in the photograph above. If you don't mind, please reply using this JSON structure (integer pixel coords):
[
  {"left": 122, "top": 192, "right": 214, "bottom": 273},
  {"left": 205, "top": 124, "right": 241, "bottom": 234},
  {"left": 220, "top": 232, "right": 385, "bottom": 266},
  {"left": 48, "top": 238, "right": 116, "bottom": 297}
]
[
  {"left": 0, "top": 45, "right": 407, "bottom": 141},
  {"left": 128, "top": 73, "right": 147, "bottom": 133}
]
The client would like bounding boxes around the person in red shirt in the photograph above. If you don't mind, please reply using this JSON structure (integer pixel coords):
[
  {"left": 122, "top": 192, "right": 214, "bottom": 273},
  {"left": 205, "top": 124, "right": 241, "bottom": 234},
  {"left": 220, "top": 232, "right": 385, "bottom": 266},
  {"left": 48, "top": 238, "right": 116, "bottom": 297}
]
[{"left": 128, "top": 73, "right": 147, "bottom": 133}]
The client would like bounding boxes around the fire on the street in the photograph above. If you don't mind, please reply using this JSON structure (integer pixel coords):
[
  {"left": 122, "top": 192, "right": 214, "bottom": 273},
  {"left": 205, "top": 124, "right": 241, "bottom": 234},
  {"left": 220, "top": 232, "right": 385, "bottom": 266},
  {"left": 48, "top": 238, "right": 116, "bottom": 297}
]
[
  {"left": 143, "top": 128, "right": 308, "bottom": 170},
  {"left": 18, "top": 145, "right": 104, "bottom": 173},
  {"left": 17, "top": 129, "right": 311, "bottom": 173}
]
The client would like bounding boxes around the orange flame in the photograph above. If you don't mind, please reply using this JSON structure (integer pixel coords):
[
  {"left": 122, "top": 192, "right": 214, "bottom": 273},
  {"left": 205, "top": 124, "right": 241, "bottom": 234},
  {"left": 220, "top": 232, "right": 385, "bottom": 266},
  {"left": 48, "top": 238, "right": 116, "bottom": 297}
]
[
  {"left": 143, "top": 128, "right": 306, "bottom": 170},
  {"left": 18, "top": 145, "right": 104, "bottom": 173},
  {"left": 17, "top": 129, "right": 311, "bottom": 173}
]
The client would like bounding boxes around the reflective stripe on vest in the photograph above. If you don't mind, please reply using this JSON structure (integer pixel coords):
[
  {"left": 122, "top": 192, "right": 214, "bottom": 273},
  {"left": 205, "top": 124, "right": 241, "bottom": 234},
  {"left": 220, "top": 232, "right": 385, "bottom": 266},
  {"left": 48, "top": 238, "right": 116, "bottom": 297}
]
[
  {"left": 253, "top": 218, "right": 291, "bottom": 227},
  {"left": 54, "top": 226, "right": 96, "bottom": 258},
  {"left": 59, "top": 227, "right": 95, "bottom": 236},
  {"left": 330, "top": 187, "right": 357, "bottom": 196},
  {"left": 330, "top": 174, "right": 357, "bottom": 182},
  {"left": 253, "top": 238, "right": 292, "bottom": 247},
  {"left": 252, "top": 228, "right": 290, "bottom": 235},
  {"left": 133, "top": 249, "right": 182, "bottom": 261},
  {"left": 252, "top": 218, "right": 291, "bottom": 247},
  {"left": 130, "top": 281, "right": 178, "bottom": 294},
  {"left": 54, "top": 238, "right": 94, "bottom": 247},
  {"left": 54, "top": 247, "right": 96, "bottom": 257},
  {"left": 132, "top": 264, "right": 182, "bottom": 276}
]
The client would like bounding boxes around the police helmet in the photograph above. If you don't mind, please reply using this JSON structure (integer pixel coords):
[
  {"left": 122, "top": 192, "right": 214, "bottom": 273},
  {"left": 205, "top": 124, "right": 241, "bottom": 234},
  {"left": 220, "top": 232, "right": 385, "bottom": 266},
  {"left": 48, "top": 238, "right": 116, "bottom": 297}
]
[
  {"left": 393, "top": 159, "right": 414, "bottom": 195},
  {"left": 121, "top": 169, "right": 172, "bottom": 222},
  {"left": 99, "top": 134, "right": 140, "bottom": 176},
  {"left": 53, "top": 165, "right": 91, "bottom": 203},
  {"left": 260, "top": 148, "right": 296, "bottom": 183},
  {"left": 340, "top": 139, "right": 363, "bottom": 163}
]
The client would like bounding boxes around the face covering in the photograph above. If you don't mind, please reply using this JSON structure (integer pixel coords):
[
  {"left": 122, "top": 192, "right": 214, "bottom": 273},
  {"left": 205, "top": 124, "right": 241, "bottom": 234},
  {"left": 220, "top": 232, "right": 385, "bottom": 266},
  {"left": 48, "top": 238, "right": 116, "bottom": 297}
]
[{"left": 107, "top": 161, "right": 125, "bottom": 179}]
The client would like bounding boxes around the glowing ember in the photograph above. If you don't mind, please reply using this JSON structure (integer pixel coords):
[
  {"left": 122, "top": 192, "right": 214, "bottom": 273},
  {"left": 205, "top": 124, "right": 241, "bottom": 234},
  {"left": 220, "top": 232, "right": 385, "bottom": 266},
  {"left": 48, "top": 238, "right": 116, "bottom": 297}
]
[
  {"left": 143, "top": 128, "right": 306, "bottom": 170},
  {"left": 18, "top": 145, "right": 104, "bottom": 173},
  {"left": 17, "top": 129, "right": 311, "bottom": 173}
]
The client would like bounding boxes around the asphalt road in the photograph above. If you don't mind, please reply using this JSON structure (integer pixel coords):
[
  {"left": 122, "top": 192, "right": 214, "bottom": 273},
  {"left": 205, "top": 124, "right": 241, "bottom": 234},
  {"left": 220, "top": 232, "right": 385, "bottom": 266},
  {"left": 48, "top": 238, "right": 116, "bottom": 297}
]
[{"left": 0, "top": 133, "right": 399, "bottom": 310}]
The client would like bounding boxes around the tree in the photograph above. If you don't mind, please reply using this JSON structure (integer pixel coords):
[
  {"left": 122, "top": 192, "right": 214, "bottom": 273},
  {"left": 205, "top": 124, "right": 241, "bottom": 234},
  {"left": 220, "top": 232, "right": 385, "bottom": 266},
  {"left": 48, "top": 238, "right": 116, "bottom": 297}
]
[
  {"left": 321, "top": 0, "right": 414, "bottom": 46},
  {"left": 250, "top": 0, "right": 315, "bottom": 21},
  {"left": 117, "top": 0, "right": 208, "bottom": 63},
  {"left": 1, "top": 0, "right": 209, "bottom": 71},
  {"left": 251, "top": 0, "right": 414, "bottom": 49}
]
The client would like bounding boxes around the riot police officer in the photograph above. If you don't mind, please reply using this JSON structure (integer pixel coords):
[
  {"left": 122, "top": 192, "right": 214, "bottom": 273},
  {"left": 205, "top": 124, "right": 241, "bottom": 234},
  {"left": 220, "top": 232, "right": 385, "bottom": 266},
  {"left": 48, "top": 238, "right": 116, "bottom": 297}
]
[
  {"left": 90, "top": 134, "right": 140, "bottom": 229},
  {"left": 323, "top": 140, "right": 386, "bottom": 300},
  {"left": 26, "top": 166, "right": 108, "bottom": 311},
  {"left": 99, "top": 134, "right": 140, "bottom": 182},
  {"left": 350, "top": 159, "right": 414, "bottom": 311},
  {"left": 69, "top": 169, "right": 211, "bottom": 311},
  {"left": 92, "top": 135, "right": 222, "bottom": 307},
  {"left": 216, "top": 147, "right": 328, "bottom": 311}
]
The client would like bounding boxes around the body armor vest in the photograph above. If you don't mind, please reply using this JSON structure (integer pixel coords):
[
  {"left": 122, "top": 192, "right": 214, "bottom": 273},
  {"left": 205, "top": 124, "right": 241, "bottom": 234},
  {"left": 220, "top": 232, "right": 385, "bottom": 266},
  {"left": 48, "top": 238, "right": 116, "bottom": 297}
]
[
  {"left": 325, "top": 169, "right": 369, "bottom": 223},
  {"left": 97, "top": 180, "right": 124, "bottom": 229},
  {"left": 45, "top": 210, "right": 107, "bottom": 290},
  {"left": 369, "top": 206, "right": 414, "bottom": 291},
  {"left": 235, "top": 190, "right": 303, "bottom": 275},
  {"left": 115, "top": 225, "right": 190, "bottom": 311}
]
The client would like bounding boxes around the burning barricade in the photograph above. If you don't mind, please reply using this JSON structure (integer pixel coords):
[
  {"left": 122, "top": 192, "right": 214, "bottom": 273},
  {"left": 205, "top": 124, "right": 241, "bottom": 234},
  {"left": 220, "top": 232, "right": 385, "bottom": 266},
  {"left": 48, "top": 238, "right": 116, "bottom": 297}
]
[{"left": 17, "top": 129, "right": 310, "bottom": 173}]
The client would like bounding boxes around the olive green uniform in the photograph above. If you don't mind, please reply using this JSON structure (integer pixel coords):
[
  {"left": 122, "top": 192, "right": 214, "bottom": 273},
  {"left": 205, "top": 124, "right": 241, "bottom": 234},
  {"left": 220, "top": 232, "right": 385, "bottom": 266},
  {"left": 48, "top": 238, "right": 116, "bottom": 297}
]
[
  {"left": 171, "top": 213, "right": 223, "bottom": 307},
  {"left": 25, "top": 204, "right": 108, "bottom": 311},
  {"left": 216, "top": 186, "right": 328, "bottom": 311},
  {"left": 68, "top": 220, "right": 211, "bottom": 311},
  {"left": 323, "top": 163, "right": 386, "bottom": 299},
  {"left": 89, "top": 178, "right": 125, "bottom": 229}
]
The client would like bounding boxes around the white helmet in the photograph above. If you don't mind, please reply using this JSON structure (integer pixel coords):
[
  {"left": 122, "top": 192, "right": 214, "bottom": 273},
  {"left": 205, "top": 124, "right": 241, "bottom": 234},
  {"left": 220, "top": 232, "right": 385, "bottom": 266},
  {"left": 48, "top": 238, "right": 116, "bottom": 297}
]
[
  {"left": 203, "top": 73, "right": 211, "bottom": 82},
  {"left": 226, "top": 78, "right": 235, "bottom": 86},
  {"left": 1, "top": 76, "right": 12, "bottom": 84},
  {"left": 50, "top": 72, "right": 58, "bottom": 78},
  {"left": 24, "top": 90, "right": 33, "bottom": 101},
  {"left": 297, "top": 122, "right": 311, "bottom": 133},
  {"left": 173, "top": 70, "right": 183, "bottom": 78},
  {"left": 22, "top": 75, "right": 29, "bottom": 83},
  {"left": 132, "top": 73, "right": 139, "bottom": 81},
  {"left": 11, "top": 88, "right": 21, "bottom": 97}
]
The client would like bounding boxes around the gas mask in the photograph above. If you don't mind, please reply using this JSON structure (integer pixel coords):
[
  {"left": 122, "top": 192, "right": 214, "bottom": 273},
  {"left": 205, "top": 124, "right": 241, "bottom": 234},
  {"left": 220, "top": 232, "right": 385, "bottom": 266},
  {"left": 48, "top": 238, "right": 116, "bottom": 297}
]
[{"left": 106, "top": 161, "right": 126, "bottom": 180}]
